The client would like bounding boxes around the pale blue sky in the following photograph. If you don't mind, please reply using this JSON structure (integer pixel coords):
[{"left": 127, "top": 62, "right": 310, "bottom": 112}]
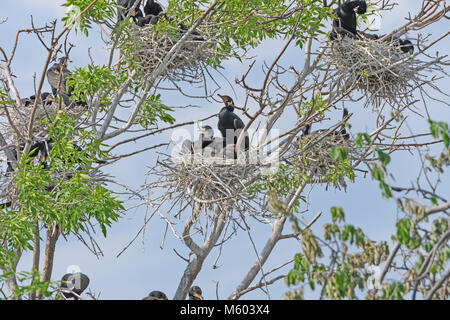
[{"left": 1, "top": 1, "right": 449, "bottom": 299}]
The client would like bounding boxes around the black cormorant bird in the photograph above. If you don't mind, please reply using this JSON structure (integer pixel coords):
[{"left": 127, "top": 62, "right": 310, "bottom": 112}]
[
  {"left": 330, "top": 0, "right": 366, "bottom": 40},
  {"left": 188, "top": 286, "right": 204, "bottom": 300},
  {"left": 339, "top": 108, "right": 350, "bottom": 140},
  {"left": 46, "top": 59, "right": 75, "bottom": 107},
  {"left": 333, "top": 0, "right": 367, "bottom": 35},
  {"left": 217, "top": 94, "right": 249, "bottom": 152},
  {"left": 143, "top": 0, "right": 163, "bottom": 16},
  {"left": 117, "top": 0, "right": 142, "bottom": 23},
  {"left": 301, "top": 108, "right": 350, "bottom": 140},
  {"left": 142, "top": 290, "right": 168, "bottom": 300},
  {"left": 60, "top": 272, "right": 90, "bottom": 300}
]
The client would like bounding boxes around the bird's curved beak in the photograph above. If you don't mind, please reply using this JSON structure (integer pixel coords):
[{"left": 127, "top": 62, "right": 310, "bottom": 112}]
[
  {"left": 194, "top": 293, "right": 204, "bottom": 300},
  {"left": 218, "top": 94, "right": 226, "bottom": 103},
  {"left": 53, "top": 69, "right": 60, "bottom": 74},
  {"left": 131, "top": 11, "right": 136, "bottom": 17}
]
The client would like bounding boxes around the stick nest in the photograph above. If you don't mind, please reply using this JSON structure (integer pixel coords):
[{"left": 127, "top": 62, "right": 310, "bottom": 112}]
[
  {"left": 325, "top": 36, "right": 432, "bottom": 107},
  {"left": 0, "top": 101, "right": 86, "bottom": 145},
  {"left": 123, "top": 23, "right": 226, "bottom": 81},
  {"left": 290, "top": 132, "right": 362, "bottom": 188},
  {"left": 145, "top": 151, "right": 268, "bottom": 214}
]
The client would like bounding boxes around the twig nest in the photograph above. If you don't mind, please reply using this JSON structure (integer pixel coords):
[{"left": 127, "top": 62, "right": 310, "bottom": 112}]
[
  {"left": 147, "top": 147, "right": 269, "bottom": 212},
  {"left": 291, "top": 131, "right": 361, "bottom": 188},
  {"left": 123, "top": 23, "right": 224, "bottom": 80},
  {"left": 326, "top": 36, "right": 422, "bottom": 107},
  {"left": 1, "top": 100, "right": 86, "bottom": 145}
]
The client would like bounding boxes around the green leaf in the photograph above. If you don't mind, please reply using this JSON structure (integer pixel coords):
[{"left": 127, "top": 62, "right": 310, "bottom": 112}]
[
  {"left": 376, "top": 148, "right": 391, "bottom": 167},
  {"left": 329, "top": 147, "right": 348, "bottom": 161}
]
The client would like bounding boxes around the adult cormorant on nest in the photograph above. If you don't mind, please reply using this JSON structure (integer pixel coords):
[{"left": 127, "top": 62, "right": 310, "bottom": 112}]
[
  {"left": 60, "top": 272, "right": 90, "bottom": 300},
  {"left": 331, "top": 0, "right": 367, "bottom": 39},
  {"left": 188, "top": 286, "right": 204, "bottom": 300},
  {"left": 217, "top": 94, "right": 249, "bottom": 152},
  {"left": 143, "top": 0, "right": 163, "bottom": 16},
  {"left": 47, "top": 58, "right": 85, "bottom": 108},
  {"left": 330, "top": 1, "right": 414, "bottom": 54},
  {"left": 142, "top": 290, "right": 168, "bottom": 300}
]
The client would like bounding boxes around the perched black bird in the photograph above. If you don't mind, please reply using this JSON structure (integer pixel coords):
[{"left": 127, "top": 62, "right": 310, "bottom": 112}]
[
  {"left": 330, "top": 0, "right": 366, "bottom": 40},
  {"left": 46, "top": 59, "right": 78, "bottom": 107},
  {"left": 7, "top": 140, "right": 50, "bottom": 170},
  {"left": 301, "top": 124, "right": 311, "bottom": 137},
  {"left": 117, "top": 0, "right": 142, "bottom": 23},
  {"left": 339, "top": 108, "right": 350, "bottom": 140},
  {"left": 188, "top": 286, "right": 204, "bottom": 300},
  {"left": 334, "top": 0, "right": 367, "bottom": 35},
  {"left": 142, "top": 290, "right": 168, "bottom": 300},
  {"left": 143, "top": 0, "right": 163, "bottom": 16},
  {"left": 301, "top": 108, "right": 350, "bottom": 140},
  {"left": 60, "top": 272, "right": 90, "bottom": 300},
  {"left": 217, "top": 94, "right": 249, "bottom": 152}
]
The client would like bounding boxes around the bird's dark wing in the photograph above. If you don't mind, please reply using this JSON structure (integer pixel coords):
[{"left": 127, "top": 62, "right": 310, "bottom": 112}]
[{"left": 233, "top": 114, "right": 245, "bottom": 130}]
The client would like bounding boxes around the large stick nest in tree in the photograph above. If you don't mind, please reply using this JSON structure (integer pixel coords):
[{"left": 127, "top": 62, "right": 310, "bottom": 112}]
[
  {"left": 144, "top": 150, "right": 270, "bottom": 215},
  {"left": 325, "top": 36, "right": 440, "bottom": 107},
  {"left": 123, "top": 23, "right": 227, "bottom": 81},
  {"left": 0, "top": 101, "right": 86, "bottom": 145},
  {"left": 289, "top": 131, "right": 363, "bottom": 188}
]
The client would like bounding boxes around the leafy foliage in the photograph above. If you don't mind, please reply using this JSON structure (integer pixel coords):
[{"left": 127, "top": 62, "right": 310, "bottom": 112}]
[
  {"left": 0, "top": 113, "right": 123, "bottom": 271},
  {"left": 67, "top": 65, "right": 124, "bottom": 106},
  {"left": 286, "top": 207, "right": 390, "bottom": 299},
  {"left": 62, "top": 0, "right": 116, "bottom": 36},
  {"left": 137, "top": 94, "right": 176, "bottom": 129}
]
